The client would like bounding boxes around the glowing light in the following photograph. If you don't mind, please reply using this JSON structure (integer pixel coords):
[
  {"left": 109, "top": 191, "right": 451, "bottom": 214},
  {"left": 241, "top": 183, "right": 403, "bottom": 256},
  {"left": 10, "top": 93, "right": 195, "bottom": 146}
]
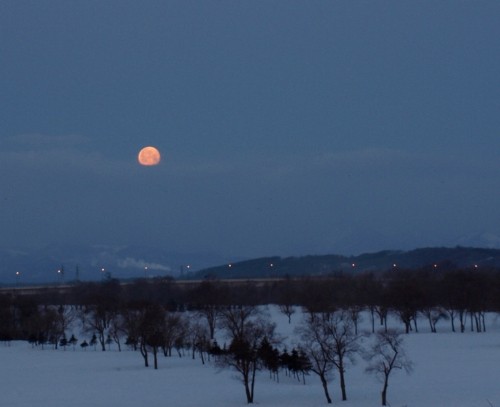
[{"left": 138, "top": 146, "right": 161, "bottom": 166}]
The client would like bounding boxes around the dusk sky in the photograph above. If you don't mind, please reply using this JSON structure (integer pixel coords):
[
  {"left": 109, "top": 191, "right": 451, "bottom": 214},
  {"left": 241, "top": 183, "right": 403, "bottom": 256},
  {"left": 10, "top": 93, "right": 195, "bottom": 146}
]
[{"left": 1, "top": 1, "right": 500, "bottom": 260}]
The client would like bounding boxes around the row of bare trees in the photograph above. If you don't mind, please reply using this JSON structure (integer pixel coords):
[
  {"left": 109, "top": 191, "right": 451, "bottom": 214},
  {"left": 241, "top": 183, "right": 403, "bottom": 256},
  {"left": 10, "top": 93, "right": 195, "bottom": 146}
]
[
  {"left": 1, "top": 269, "right": 499, "bottom": 404},
  {"left": 3, "top": 269, "right": 500, "bottom": 346}
]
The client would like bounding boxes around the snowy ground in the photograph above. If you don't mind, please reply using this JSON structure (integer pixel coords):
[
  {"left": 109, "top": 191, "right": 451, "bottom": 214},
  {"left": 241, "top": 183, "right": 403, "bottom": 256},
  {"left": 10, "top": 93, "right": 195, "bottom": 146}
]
[{"left": 2, "top": 307, "right": 500, "bottom": 407}]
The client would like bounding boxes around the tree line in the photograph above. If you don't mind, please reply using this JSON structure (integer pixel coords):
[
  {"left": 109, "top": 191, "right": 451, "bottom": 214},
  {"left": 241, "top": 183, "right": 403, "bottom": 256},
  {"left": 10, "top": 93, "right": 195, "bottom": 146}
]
[{"left": 1, "top": 267, "right": 499, "bottom": 404}]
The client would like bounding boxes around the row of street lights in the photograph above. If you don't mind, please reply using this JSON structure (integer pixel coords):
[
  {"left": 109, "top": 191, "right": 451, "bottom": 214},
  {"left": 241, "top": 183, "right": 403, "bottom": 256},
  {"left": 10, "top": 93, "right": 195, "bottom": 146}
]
[{"left": 12, "top": 260, "right": 484, "bottom": 286}]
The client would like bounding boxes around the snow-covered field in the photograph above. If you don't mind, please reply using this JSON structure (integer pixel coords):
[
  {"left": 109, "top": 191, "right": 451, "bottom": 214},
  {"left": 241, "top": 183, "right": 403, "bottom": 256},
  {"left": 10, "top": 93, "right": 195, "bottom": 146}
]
[{"left": 2, "top": 307, "right": 500, "bottom": 407}]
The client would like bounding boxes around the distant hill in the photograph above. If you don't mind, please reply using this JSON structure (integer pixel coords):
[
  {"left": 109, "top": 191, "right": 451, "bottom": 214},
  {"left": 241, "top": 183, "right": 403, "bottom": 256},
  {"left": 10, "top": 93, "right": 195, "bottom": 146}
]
[
  {"left": 190, "top": 247, "right": 500, "bottom": 279},
  {"left": 0, "top": 244, "right": 229, "bottom": 285},
  {"left": 3, "top": 245, "right": 500, "bottom": 285}
]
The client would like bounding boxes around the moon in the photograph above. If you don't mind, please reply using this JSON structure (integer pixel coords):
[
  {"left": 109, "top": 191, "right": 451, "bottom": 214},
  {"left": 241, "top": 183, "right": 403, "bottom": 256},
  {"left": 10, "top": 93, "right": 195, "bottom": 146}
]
[{"left": 138, "top": 146, "right": 161, "bottom": 166}]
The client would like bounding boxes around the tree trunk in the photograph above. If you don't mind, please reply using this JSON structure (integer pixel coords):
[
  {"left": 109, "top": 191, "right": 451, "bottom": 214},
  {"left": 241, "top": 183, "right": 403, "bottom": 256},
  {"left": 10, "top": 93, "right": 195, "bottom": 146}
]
[
  {"left": 449, "top": 310, "right": 455, "bottom": 332},
  {"left": 153, "top": 346, "right": 158, "bottom": 370},
  {"left": 474, "top": 314, "right": 481, "bottom": 332},
  {"left": 427, "top": 312, "right": 435, "bottom": 333},
  {"left": 320, "top": 374, "right": 332, "bottom": 404},
  {"left": 339, "top": 365, "right": 347, "bottom": 401},
  {"left": 140, "top": 342, "right": 149, "bottom": 367},
  {"left": 243, "top": 373, "right": 253, "bottom": 404},
  {"left": 459, "top": 310, "right": 465, "bottom": 333},
  {"left": 250, "top": 361, "right": 257, "bottom": 403},
  {"left": 99, "top": 332, "right": 106, "bottom": 351},
  {"left": 381, "top": 376, "right": 389, "bottom": 406}
]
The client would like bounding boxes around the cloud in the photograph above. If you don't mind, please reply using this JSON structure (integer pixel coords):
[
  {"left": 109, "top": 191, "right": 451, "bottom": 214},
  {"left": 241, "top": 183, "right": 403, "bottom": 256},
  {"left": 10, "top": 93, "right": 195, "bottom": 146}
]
[
  {"left": 0, "top": 133, "right": 138, "bottom": 178},
  {"left": 117, "top": 257, "right": 171, "bottom": 272},
  {"left": 5, "top": 133, "right": 90, "bottom": 149}
]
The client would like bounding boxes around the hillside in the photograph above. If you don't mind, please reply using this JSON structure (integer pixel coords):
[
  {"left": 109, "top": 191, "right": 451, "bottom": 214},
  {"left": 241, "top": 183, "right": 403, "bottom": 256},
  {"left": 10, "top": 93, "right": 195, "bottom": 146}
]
[{"left": 192, "top": 246, "right": 500, "bottom": 279}]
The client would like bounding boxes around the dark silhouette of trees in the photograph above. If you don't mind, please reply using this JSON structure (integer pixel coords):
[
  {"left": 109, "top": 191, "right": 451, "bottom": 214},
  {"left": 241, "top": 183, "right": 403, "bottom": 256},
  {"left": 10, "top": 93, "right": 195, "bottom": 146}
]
[
  {"left": 277, "top": 276, "right": 298, "bottom": 324},
  {"left": 385, "top": 273, "right": 425, "bottom": 334},
  {"left": 217, "top": 306, "right": 277, "bottom": 404},
  {"left": 163, "top": 312, "right": 188, "bottom": 358},
  {"left": 122, "top": 301, "right": 166, "bottom": 369},
  {"left": 89, "top": 333, "right": 98, "bottom": 350},
  {"left": 364, "top": 330, "right": 413, "bottom": 406},
  {"left": 296, "top": 313, "right": 336, "bottom": 404},
  {"left": 189, "top": 280, "right": 226, "bottom": 340},
  {"left": 325, "top": 311, "right": 360, "bottom": 401},
  {"left": 297, "top": 311, "right": 360, "bottom": 403},
  {"left": 257, "top": 337, "right": 281, "bottom": 381},
  {"left": 69, "top": 334, "right": 78, "bottom": 350},
  {"left": 80, "top": 280, "right": 123, "bottom": 351}
]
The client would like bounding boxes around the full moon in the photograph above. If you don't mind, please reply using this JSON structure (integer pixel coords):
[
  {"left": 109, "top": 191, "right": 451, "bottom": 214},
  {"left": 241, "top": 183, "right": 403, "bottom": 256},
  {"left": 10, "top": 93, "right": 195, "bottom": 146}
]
[{"left": 138, "top": 146, "right": 161, "bottom": 166}]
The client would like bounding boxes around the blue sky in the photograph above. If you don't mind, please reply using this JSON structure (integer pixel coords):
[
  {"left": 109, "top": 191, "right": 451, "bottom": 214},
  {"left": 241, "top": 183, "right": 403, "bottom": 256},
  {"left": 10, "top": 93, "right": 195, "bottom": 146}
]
[{"left": 1, "top": 1, "right": 499, "bottom": 258}]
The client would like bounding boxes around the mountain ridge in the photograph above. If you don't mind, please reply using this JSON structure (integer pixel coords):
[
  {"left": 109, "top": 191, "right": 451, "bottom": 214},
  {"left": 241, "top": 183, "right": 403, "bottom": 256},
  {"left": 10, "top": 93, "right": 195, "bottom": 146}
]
[
  {"left": 3, "top": 245, "right": 500, "bottom": 285},
  {"left": 191, "top": 246, "right": 500, "bottom": 280}
]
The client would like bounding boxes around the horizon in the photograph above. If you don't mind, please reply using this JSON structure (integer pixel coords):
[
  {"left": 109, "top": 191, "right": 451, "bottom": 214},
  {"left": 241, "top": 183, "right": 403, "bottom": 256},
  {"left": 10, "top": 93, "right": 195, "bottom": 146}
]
[{"left": 3, "top": 243, "right": 500, "bottom": 286}]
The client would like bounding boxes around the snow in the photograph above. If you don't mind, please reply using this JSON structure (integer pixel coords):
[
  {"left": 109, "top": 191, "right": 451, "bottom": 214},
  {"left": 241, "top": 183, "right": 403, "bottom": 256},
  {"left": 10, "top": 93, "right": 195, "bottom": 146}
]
[{"left": 2, "top": 307, "right": 500, "bottom": 407}]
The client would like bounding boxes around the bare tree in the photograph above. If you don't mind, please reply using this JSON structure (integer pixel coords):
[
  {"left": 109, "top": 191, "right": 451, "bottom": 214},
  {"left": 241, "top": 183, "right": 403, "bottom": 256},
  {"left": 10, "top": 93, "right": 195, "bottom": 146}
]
[
  {"left": 80, "top": 304, "right": 113, "bottom": 351},
  {"left": 279, "top": 304, "right": 296, "bottom": 325},
  {"left": 421, "top": 306, "right": 448, "bottom": 333},
  {"left": 79, "top": 281, "right": 122, "bottom": 352},
  {"left": 54, "top": 305, "right": 76, "bottom": 349},
  {"left": 278, "top": 276, "right": 297, "bottom": 324},
  {"left": 297, "top": 311, "right": 360, "bottom": 403},
  {"left": 325, "top": 311, "right": 360, "bottom": 401},
  {"left": 163, "top": 312, "right": 188, "bottom": 358},
  {"left": 188, "top": 317, "right": 210, "bottom": 364},
  {"left": 108, "top": 312, "right": 125, "bottom": 352},
  {"left": 190, "top": 280, "right": 227, "bottom": 340},
  {"left": 364, "top": 330, "right": 413, "bottom": 406},
  {"left": 296, "top": 313, "right": 336, "bottom": 404},
  {"left": 347, "top": 305, "right": 363, "bottom": 336},
  {"left": 141, "top": 304, "right": 166, "bottom": 369},
  {"left": 217, "top": 306, "right": 277, "bottom": 404}
]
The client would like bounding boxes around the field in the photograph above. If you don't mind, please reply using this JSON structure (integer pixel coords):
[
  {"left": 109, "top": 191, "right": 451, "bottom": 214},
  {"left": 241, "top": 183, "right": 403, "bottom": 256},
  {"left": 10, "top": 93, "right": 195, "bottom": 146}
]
[{"left": 2, "top": 307, "right": 500, "bottom": 407}]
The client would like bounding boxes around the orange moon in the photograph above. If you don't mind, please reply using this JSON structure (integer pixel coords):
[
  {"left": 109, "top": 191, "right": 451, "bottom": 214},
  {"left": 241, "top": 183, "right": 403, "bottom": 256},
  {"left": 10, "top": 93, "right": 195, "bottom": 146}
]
[{"left": 138, "top": 146, "right": 161, "bottom": 166}]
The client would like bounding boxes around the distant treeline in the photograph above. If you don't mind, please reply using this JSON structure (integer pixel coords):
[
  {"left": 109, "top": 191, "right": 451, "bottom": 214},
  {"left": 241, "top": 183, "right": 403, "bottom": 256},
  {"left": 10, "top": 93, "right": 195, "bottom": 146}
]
[{"left": 1, "top": 267, "right": 500, "bottom": 342}]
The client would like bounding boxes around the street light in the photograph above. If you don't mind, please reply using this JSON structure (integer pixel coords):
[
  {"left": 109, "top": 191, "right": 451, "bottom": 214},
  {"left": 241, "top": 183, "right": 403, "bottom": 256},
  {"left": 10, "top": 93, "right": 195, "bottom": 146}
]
[{"left": 57, "top": 267, "right": 64, "bottom": 284}]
